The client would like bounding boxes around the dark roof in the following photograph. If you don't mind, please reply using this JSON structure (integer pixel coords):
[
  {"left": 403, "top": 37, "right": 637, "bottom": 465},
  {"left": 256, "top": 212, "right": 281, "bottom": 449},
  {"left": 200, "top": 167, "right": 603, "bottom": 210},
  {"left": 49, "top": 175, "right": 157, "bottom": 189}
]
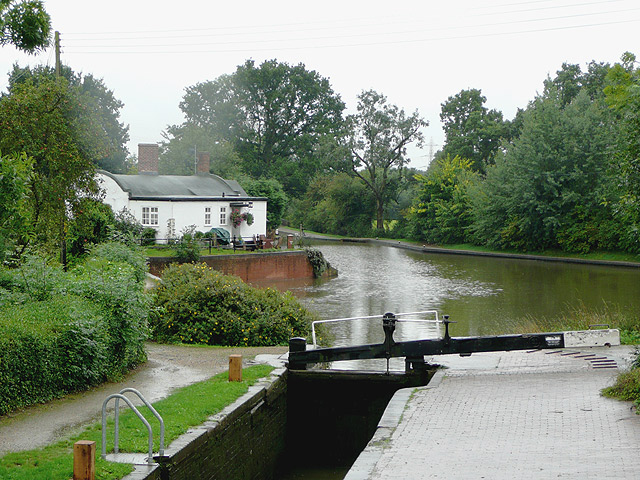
[{"left": 98, "top": 171, "right": 264, "bottom": 201}]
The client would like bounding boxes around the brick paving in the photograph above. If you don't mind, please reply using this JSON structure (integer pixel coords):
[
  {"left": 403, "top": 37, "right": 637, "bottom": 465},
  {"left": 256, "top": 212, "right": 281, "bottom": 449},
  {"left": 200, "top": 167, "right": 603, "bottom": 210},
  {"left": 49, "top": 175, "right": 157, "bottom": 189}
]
[{"left": 346, "top": 348, "right": 640, "bottom": 480}]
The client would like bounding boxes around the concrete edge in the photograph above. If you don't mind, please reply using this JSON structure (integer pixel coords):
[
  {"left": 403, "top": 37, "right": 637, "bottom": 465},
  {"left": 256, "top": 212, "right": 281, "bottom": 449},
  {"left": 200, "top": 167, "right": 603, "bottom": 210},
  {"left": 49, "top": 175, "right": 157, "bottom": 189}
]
[{"left": 344, "top": 369, "right": 446, "bottom": 480}]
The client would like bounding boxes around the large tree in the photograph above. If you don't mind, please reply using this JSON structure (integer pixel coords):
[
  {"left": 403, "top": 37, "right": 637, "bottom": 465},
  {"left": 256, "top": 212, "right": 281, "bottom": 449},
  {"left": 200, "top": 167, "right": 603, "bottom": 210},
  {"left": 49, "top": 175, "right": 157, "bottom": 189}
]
[
  {"left": 438, "top": 89, "right": 509, "bottom": 173},
  {"left": 0, "top": 0, "right": 50, "bottom": 53},
  {"left": 604, "top": 52, "right": 640, "bottom": 252},
  {"left": 8, "top": 64, "right": 130, "bottom": 173},
  {"left": 345, "top": 90, "right": 426, "bottom": 231},
  {"left": 0, "top": 76, "right": 110, "bottom": 253},
  {"left": 173, "top": 59, "right": 345, "bottom": 195}
]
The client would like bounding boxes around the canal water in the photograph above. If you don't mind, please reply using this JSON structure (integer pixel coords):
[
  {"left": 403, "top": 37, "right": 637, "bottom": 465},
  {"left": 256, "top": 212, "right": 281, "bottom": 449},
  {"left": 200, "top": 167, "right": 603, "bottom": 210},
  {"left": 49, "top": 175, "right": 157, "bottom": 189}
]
[{"left": 260, "top": 241, "right": 640, "bottom": 370}]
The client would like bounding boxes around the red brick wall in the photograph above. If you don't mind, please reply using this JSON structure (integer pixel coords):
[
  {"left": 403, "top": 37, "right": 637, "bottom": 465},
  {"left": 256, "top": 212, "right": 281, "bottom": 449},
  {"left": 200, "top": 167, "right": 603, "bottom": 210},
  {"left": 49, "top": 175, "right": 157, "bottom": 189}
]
[{"left": 148, "top": 251, "right": 314, "bottom": 282}]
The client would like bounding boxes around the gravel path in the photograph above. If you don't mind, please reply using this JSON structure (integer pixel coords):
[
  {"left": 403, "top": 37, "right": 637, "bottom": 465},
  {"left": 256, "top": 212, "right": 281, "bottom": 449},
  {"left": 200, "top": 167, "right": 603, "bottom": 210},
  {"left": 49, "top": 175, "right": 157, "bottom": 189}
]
[{"left": 0, "top": 342, "right": 288, "bottom": 455}]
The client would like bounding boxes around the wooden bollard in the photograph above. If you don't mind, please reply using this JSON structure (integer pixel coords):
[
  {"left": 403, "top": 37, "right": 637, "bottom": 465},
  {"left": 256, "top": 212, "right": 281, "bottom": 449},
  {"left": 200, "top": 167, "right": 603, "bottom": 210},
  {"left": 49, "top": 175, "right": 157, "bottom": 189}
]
[
  {"left": 229, "top": 354, "right": 242, "bottom": 382},
  {"left": 73, "top": 440, "right": 96, "bottom": 480}
]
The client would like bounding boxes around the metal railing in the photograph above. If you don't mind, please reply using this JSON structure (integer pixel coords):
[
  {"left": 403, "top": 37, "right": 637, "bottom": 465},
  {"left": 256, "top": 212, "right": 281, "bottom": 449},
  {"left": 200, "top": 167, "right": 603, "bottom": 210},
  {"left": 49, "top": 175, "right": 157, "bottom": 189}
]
[
  {"left": 311, "top": 310, "right": 441, "bottom": 348},
  {"left": 101, "top": 388, "right": 165, "bottom": 464}
]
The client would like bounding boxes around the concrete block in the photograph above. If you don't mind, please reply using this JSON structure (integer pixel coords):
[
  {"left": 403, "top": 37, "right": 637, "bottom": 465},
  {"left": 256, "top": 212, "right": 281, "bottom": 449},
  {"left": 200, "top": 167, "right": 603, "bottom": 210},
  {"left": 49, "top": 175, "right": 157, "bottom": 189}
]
[{"left": 563, "top": 329, "right": 620, "bottom": 347}]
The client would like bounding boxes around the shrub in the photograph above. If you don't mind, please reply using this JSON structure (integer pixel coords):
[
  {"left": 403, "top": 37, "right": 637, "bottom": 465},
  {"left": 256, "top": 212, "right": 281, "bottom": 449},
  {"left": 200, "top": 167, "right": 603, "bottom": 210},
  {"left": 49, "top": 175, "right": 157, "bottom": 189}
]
[
  {"left": 174, "top": 225, "right": 201, "bottom": 263},
  {"left": 141, "top": 227, "right": 157, "bottom": 246},
  {"left": 0, "top": 296, "right": 109, "bottom": 415},
  {"left": 151, "top": 263, "right": 316, "bottom": 346},
  {"left": 0, "top": 245, "right": 150, "bottom": 414}
]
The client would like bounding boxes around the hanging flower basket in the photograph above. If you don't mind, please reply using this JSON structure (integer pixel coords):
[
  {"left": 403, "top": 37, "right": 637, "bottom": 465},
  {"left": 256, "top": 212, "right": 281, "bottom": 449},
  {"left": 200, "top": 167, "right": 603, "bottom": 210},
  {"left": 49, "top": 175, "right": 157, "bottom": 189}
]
[{"left": 230, "top": 209, "right": 254, "bottom": 227}]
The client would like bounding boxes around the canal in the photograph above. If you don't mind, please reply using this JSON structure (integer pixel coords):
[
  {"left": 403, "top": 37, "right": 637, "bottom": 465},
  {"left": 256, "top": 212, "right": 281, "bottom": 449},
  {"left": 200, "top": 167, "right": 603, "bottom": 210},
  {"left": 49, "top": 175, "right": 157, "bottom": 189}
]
[{"left": 260, "top": 241, "right": 640, "bottom": 369}]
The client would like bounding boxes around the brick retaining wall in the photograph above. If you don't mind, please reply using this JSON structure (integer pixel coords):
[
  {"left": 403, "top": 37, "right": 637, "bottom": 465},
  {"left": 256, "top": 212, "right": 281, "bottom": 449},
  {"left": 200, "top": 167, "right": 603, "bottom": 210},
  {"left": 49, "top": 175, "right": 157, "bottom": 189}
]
[{"left": 148, "top": 251, "right": 314, "bottom": 282}]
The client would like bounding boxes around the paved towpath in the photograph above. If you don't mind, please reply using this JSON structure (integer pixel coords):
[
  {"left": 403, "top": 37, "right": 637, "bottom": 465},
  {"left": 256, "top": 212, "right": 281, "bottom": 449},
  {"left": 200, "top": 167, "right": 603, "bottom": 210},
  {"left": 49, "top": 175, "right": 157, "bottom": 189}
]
[{"left": 346, "top": 346, "right": 640, "bottom": 480}]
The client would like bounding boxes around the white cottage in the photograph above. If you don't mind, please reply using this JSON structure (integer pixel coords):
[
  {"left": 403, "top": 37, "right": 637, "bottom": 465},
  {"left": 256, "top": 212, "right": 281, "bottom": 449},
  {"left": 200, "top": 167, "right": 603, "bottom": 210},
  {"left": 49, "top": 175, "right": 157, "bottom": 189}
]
[{"left": 98, "top": 143, "right": 267, "bottom": 242}]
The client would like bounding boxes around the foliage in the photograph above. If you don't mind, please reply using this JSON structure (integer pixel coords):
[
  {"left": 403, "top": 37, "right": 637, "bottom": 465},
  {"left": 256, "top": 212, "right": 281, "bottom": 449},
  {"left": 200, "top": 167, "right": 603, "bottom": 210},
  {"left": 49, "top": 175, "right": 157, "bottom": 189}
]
[
  {"left": 0, "top": 76, "right": 109, "bottom": 254},
  {"left": 175, "top": 59, "right": 345, "bottom": 196},
  {"left": 0, "top": 0, "right": 50, "bottom": 53},
  {"left": 290, "top": 172, "right": 375, "bottom": 237},
  {"left": 305, "top": 247, "right": 332, "bottom": 277},
  {"left": 242, "top": 177, "right": 287, "bottom": 231},
  {"left": 66, "top": 198, "right": 115, "bottom": 257},
  {"left": 151, "top": 263, "right": 315, "bottom": 346},
  {"left": 602, "top": 356, "right": 640, "bottom": 408},
  {"left": 438, "top": 89, "right": 510, "bottom": 173},
  {"left": 469, "top": 88, "right": 613, "bottom": 252},
  {"left": 0, "top": 365, "right": 273, "bottom": 480},
  {"left": 344, "top": 90, "right": 427, "bottom": 231},
  {"left": 110, "top": 207, "right": 144, "bottom": 245},
  {"left": 0, "top": 151, "right": 33, "bottom": 260},
  {"left": 0, "top": 244, "right": 149, "bottom": 414},
  {"left": 174, "top": 225, "right": 201, "bottom": 263},
  {"left": 407, "top": 155, "right": 478, "bottom": 244},
  {"left": 140, "top": 227, "right": 157, "bottom": 246},
  {"left": 604, "top": 52, "right": 640, "bottom": 253},
  {"left": 8, "top": 64, "right": 130, "bottom": 173}
]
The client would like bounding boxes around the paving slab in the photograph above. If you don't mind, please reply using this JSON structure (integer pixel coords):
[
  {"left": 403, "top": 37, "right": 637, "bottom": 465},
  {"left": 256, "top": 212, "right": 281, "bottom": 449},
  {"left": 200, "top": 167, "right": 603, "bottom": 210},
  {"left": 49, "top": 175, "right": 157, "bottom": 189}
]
[{"left": 347, "top": 346, "right": 640, "bottom": 480}]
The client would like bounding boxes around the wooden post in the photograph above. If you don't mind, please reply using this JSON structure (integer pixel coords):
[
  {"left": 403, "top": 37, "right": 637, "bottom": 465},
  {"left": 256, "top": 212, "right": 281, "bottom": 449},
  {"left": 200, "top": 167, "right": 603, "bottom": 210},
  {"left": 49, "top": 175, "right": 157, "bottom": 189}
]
[
  {"left": 73, "top": 440, "right": 96, "bottom": 480},
  {"left": 229, "top": 354, "right": 242, "bottom": 382}
]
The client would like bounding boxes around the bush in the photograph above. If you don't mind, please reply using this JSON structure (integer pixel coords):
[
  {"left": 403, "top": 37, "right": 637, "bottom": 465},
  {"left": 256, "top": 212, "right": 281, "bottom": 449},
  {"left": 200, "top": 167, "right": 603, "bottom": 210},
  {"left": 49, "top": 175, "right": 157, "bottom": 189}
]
[
  {"left": 0, "top": 245, "right": 150, "bottom": 414},
  {"left": 151, "top": 263, "right": 316, "bottom": 346},
  {"left": 141, "top": 227, "right": 157, "bottom": 246},
  {"left": 0, "top": 296, "right": 109, "bottom": 415},
  {"left": 174, "top": 225, "right": 201, "bottom": 263}
]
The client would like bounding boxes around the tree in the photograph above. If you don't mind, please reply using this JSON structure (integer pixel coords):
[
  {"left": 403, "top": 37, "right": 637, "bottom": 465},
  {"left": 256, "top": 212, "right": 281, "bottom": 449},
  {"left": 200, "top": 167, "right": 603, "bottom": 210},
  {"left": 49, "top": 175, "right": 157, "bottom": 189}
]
[
  {"left": 292, "top": 173, "right": 375, "bottom": 237},
  {"left": 407, "top": 155, "right": 478, "bottom": 244},
  {"left": 160, "top": 123, "right": 243, "bottom": 179},
  {"left": 470, "top": 88, "right": 613, "bottom": 252},
  {"left": 604, "top": 52, "right": 640, "bottom": 252},
  {"left": 0, "top": 76, "right": 110, "bottom": 253},
  {"left": 8, "top": 64, "right": 130, "bottom": 173},
  {"left": 0, "top": 151, "right": 33, "bottom": 259},
  {"left": 345, "top": 90, "right": 427, "bottom": 231},
  {"left": 241, "top": 178, "right": 287, "bottom": 231},
  {"left": 0, "top": 0, "right": 50, "bottom": 53},
  {"left": 439, "top": 89, "right": 509, "bottom": 173},
  {"left": 175, "top": 59, "right": 346, "bottom": 196}
]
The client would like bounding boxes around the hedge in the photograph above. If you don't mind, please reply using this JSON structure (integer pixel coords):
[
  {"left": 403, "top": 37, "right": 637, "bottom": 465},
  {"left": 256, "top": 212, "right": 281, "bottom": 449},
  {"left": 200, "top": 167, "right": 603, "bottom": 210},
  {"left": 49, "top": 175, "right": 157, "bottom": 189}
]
[{"left": 0, "top": 244, "right": 150, "bottom": 415}]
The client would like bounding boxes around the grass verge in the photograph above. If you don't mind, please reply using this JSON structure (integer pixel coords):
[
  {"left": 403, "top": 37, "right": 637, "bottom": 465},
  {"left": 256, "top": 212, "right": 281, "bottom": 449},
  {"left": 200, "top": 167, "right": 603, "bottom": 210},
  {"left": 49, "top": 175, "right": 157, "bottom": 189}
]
[
  {"left": 484, "top": 302, "right": 640, "bottom": 346},
  {"left": 0, "top": 364, "right": 274, "bottom": 480}
]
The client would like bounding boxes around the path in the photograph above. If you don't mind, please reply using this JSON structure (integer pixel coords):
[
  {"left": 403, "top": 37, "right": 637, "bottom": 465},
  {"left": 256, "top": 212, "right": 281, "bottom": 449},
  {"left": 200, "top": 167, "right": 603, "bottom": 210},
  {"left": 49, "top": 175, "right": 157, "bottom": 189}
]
[
  {"left": 346, "top": 346, "right": 640, "bottom": 480},
  {"left": 0, "top": 343, "right": 288, "bottom": 456}
]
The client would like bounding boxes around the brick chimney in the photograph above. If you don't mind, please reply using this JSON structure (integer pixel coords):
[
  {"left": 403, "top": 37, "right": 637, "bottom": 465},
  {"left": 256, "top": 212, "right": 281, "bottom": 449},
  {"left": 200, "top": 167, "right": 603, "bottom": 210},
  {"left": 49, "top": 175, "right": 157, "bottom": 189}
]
[
  {"left": 196, "top": 151, "right": 210, "bottom": 175},
  {"left": 138, "top": 143, "right": 159, "bottom": 175}
]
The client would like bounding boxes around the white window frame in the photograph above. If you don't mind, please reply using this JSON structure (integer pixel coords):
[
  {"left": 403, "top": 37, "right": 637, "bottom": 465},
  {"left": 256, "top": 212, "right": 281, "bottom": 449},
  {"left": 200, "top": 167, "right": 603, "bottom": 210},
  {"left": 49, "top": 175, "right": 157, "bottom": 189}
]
[
  {"left": 142, "top": 206, "right": 159, "bottom": 226},
  {"left": 204, "top": 207, "right": 211, "bottom": 226},
  {"left": 219, "top": 207, "right": 227, "bottom": 225}
]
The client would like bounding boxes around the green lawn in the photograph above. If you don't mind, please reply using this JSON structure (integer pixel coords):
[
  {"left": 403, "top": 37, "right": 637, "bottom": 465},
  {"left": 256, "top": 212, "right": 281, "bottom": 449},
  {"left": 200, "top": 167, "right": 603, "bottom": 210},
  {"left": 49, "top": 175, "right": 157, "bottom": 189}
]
[{"left": 0, "top": 364, "right": 274, "bottom": 480}]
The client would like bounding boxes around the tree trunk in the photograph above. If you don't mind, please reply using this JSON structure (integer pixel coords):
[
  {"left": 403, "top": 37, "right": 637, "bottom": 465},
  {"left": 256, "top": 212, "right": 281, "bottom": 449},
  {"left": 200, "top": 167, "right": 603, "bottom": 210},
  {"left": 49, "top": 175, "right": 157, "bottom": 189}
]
[{"left": 376, "top": 199, "right": 384, "bottom": 231}]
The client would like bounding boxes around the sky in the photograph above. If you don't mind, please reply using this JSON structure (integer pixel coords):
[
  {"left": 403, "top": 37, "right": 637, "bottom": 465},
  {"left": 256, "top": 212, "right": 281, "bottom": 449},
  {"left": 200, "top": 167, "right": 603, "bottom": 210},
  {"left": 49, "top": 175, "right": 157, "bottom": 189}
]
[{"left": 1, "top": 0, "right": 639, "bottom": 170}]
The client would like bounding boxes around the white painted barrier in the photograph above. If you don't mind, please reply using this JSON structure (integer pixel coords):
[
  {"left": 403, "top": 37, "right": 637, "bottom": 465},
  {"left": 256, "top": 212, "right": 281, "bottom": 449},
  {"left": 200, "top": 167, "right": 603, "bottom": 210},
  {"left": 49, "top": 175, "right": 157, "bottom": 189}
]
[{"left": 563, "top": 329, "right": 620, "bottom": 348}]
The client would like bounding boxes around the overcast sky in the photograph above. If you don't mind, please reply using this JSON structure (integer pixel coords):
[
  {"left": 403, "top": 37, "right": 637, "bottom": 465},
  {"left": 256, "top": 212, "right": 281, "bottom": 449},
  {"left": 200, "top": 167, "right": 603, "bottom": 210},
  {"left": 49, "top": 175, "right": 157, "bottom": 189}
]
[{"left": 1, "top": 0, "right": 638, "bottom": 169}]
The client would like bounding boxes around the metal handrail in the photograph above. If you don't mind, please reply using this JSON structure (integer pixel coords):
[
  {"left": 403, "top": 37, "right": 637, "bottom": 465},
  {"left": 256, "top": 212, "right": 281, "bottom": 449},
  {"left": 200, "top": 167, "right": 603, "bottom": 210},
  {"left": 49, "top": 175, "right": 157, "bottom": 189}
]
[
  {"left": 115, "top": 388, "right": 165, "bottom": 457},
  {"left": 101, "top": 394, "right": 154, "bottom": 464},
  {"left": 311, "top": 310, "right": 441, "bottom": 347}
]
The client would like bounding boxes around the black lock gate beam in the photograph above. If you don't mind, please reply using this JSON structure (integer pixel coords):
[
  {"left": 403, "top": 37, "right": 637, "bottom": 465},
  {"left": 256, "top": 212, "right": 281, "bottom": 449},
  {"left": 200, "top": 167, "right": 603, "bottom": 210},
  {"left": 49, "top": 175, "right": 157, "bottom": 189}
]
[{"left": 288, "top": 313, "right": 565, "bottom": 370}]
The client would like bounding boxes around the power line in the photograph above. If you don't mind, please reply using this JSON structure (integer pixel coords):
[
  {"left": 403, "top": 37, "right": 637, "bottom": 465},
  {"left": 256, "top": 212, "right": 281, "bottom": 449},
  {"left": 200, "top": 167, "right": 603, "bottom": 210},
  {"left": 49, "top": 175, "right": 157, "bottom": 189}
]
[{"left": 63, "top": 16, "right": 640, "bottom": 55}]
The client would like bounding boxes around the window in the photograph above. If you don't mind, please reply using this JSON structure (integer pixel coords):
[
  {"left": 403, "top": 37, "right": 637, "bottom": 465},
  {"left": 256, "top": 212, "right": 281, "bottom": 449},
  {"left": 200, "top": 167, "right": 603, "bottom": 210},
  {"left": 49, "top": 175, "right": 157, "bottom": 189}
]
[
  {"left": 220, "top": 207, "right": 227, "bottom": 225},
  {"left": 204, "top": 207, "right": 211, "bottom": 226},
  {"left": 142, "top": 207, "right": 158, "bottom": 226}
]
